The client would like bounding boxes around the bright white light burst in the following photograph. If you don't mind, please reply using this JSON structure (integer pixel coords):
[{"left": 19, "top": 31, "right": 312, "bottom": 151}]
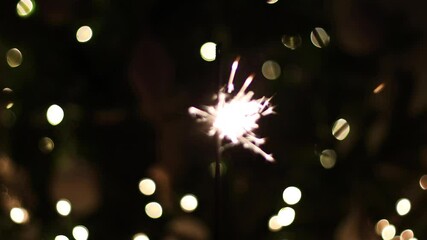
[{"left": 189, "top": 57, "right": 274, "bottom": 161}]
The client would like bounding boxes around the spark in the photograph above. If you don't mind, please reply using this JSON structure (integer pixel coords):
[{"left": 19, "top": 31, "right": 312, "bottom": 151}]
[{"left": 189, "top": 57, "right": 275, "bottom": 161}]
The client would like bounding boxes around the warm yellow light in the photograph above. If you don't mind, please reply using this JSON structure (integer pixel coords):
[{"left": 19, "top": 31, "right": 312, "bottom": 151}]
[
  {"left": 72, "top": 225, "right": 89, "bottom": 240},
  {"left": 55, "top": 235, "right": 69, "bottom": 240},
  {"left": 281, "top": 35, "right": 302, "bottom": 50},
  {"left": 396, "top": 198, "right": 411, "bottom": 216},
  {"left": 16, "top": 0, "right": 34, "bottom": 17},
  {"left": 46, "top": 104, "right": 64, "bottom": 126},
  {"left": 139, "top": 178, "right": 156, "bottom": 196},
  {"left": 76, "top": 26, "right": 93, "bottom": 43},
  {"left": 381, "top": 225, "right": 396, "bottom": 240},
  {"left": 10, "top": 207, "right": 29, "bottom": 224},
  {"left": 266, "top": 0, "right": 279, "bottom": 4},
  {"left": 282, "top": 186, "right": 302, "bottom": 205},
  {"left": 262, "top": 60, "right": 281, "bottom": 80},
  {"left": 180, "top": 194, "right": 198, "bottom": 213},
  {"left": 6, "top": 48, "right": 23, "bottom": 68},
  {"left": 39, "top": 137, "right": 54, "bottom": 153},
  {"left": 373, "top": 83, "right": 386, "bottom": 94},
  {"left": 420, "top": 175, "right": 427, "bottom": 190},
  {"left": 200, "top": 42, "right": 217, "bottom": 62},
  {"left": 145, "top": 202, "right": 162, "bottom": 219},
  {"left": 310, "top": 27, "right": 330, "bottom": 48},
  {"left": 277, "top": 207, "right": 295, "bottom": 227},
  {"left": 375, "top": 219, "right": 389, "bottom": 235},
  {"left": 400, "top": 229, "right": 414, "bottom": 240},
  {"left": 56, "top": 199, "right": 72, "bottom": 216},
  {"left": 133, "top": 233, "right": 150, "bottom": 240},
  {"left": 320, "top": 149, "right": 337, "bottom": 169},
  {"left": 332, "top": 118, "right": 350, "bottom": 140},
  {"left": 268, "top": 215, "right": 282, "bottom": 232}
]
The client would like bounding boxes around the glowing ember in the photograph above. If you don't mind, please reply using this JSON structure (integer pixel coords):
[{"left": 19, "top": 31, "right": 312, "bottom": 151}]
[{"left": 189, "top": 57, "right": 274, "bottom": 161}]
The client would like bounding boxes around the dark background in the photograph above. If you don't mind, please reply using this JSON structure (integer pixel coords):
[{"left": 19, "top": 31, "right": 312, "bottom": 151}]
[{"left": 1, "top": 0, "right": 427, "bottom": 239}]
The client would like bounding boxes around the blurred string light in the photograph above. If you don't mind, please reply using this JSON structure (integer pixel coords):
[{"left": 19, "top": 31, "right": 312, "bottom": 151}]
[
  {"left": 39, "top": 137, "right": 54, "bottom": 153},
  {"left": 419, "top": 175, "right": 427, "bottom": 190},
  {"left": 266, "top": 0, "right": 279, "bottom": 4},
  {"left": 145, "top": 202, "right": 162, "bottom": 219},
  {"left": 180, "top": 194, "right": 198, "bottom": 213},
  {"left": 76, "top": 26, "right": 93, "bottom": 43},
  {"left": 2, "top": 88, "right": 14, "bottom": 109},
  {"left": 72, "top": 225, "right": 89, "bottom": 240},
  {"left": 200, "top": 42, "right": 217, "bottom": 62},
  {"left": 133, "top": 233, "right": 150, "bottom": 240},
  {"left": 56, "top": 199, "right": 72, "bottom": 216},
  {"left": 282, "top": 186, "right": 301, "bottom": 205},
  {"left": 396, "top": 198, "right": 411, "bottom": 216},
  {"left": 189, "top": 57, "right": 275, "bottom": 161},
  {"left": 373, "top": 82, "right": 386, "bottom": 94},
  {"left": 16, "top": 0, "right": 35, "bottom": 17},
  {"left": 47, "top": 104, "right": 64, "bottom": 126},
  {"left": 6, "top": 48, "right": 23, "bottom": 68},
  {"left": 310, "top": 27, "right": 330, "bottom": 48},
  {"left": 139, "top": 178, "right": 156, "bottom": 196},
  {"left": 277, "top": 207, "right": 295, "bottom": 227},
  {"left": 381, "top": 224, "right": 396, "bottom": 240},
  {"left": 281, "top": 35, "right": 302, "bottom": 50},
  {"left": 261, "top": 60, "right": 281, "bottom": 80},
  {"left": 54, "top": 235, "right": 69, "bottom": 240},
  {"left": 268, "top": 215, "right": 282, "bottom": 232},
  {"left": 319, "top": 149, "right": 337, "bottom": 169},
  {"left": 375, "top": 219, "right": 390, "bottom": 235},
  {"left": 332, "top": 118, "right": 350, "bottom": 141},
  {"left": 10, "top": 207, "right": 29, "bottom": 224},
  {"left": 400, "top": 229, "right": 414, "bottom": 240}
]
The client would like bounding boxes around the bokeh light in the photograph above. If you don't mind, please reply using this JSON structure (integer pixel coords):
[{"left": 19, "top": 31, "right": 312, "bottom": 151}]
[
  {"left": 281, "top": 35, "right": 302, "bottom": 50},
  {"left": 46, "top": 104, "right": 64, "bottom": 126},
  {"left": 180, "top": 194, "right": 198, "bottom": 213},
  {"left": 268, "top": 215, "right": 282, "bottom": 232},
  {"left": 381, "top": 225, "right": 396, "bottom": 240},
  {"left": 400, "top": 229, "right": 414, "bottom": 240},
  {"left": 6, "top": 48, "right": 23, "bottom": 68},
  {"left": 145, "top": 202, "right": 163, "bottom": 219},
  {"left": 262, "top": 60, "right": 281, "bottom": 80},
  {"left": 310, "top": 27, "right": 330, "bottom": 48},
  {"left": 332, "top": 118, "right": 350, "bottom": 140},
  {"left": 139, "top": 178, "right": 156, "bottom": 196},
  {"left": 266, "top": 0, "right": 279, "bottom": 4},
  {"left": 320, "top": 149, "right": 337, "bottom": 169},
  {"left": 76, "top": 26, "right": 93, "bottom": 43},
  {"left": 419, "top": 175, "right": 427, "bottom": 190},
  {"left": 56, "top": 199, "right": 72, "bottom": 216},
  {"left": 277, "top": 207, "right": 295, "bottom": 227},
  {"left": 10, "top": 207, "right": 29, "bottom": 224},
  {"left": 282, "top": 186, "right": 302, "bottom": 205},
  {"left": 396, "top": 198, "right": 411, "bottom": 216},
  {"left": 39, "top": 137, "right": 54, "bottom": 153},
  {"left": 1, "top": 88, "right": 14, "bottom": 109},
  {"left": 375, "top": 219, "right": 389, "bottom": 235},
  {"left": 373, "top": 83, "right": 386, "bottom": 94},
  {"left": 16, "top": 0, "right": 35, "bottom": 17},
  {"left": 133, "top": 233, "right": 150, "bottom": 240},
  {"left": 54, "top": 235, "right": 69, "bottom": 240},
  {"left": 209, "top": 161, "right": 226, "bottom": 177},
  {"left": 72, "top": 225, "right": 89, "bottom": 240},
  {"left": 200, "top": 42, "right": 216, "bottom": 62}
]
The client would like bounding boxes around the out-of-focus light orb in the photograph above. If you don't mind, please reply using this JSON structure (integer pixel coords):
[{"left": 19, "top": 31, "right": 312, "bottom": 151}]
[
  {"left": 55, "top": 235, "right": 69, "bottom": 240},
  {"left": 72, "top": 225, "right": 89, "bottom": 240},
  {"left": 282, "top": 186, "right": 302, "bottom": 205},
  {"left": 262, "top": 60, "right": 281, "bottom": 80},
  {"left": 76, "top": 26, "right": 93, "bottom": 43},
  {"left": 396, "top": 198, "right": 411, "bottom": 216},
  {"left": 381, "top": 225, "right": 396, "bottom": 240},
  {"left": 133, "top": 233, "right": 150, "bottom": 240},
  {"left": 180, "top": 194, "right": 198, "bottom": 213},
  {"left": 10, "top": 207, "right": 29, "bottom": 224},
  {"left": 268, "top": 215, "right": 282, "bottom": 232},
  {"left": 200, "top": 42, "right": 217, "bottom": 62},
  {"left": 281, "top": 35, "right": 302, "bottom": 50},
  {"left": 145, "top": 202, "right": 163, "bottom": 219},
  {"left": 39, "top": 137, "right": 54, "bottom": 153},
  {"left": 332, "top": 118, "right": 350, "bottom": 141},
  {"left": 277, "top": 207, "right": 295, "bottom": 227},
  {"left": 139, "top": 178, "right": 156, "bottom": 196},
  {"left": 16, "top": 0, "right": 34, "bottom": 17},
  {"left": 56, "top": 199, "right": 72, "bottom": 216},
  {"left": 320, "top": 149, "right": 337, "bottom": 169},
  {"left": 373, "top": 83, "right": 386, "bottom": 94},
  {"left": 46, "top": 104, "right": 64, "bottom": 126},
  {"left": 375, "top": 219, "right": 389, "bottom": 235},
  {"left": 2, "top": 88, "right": 15, "bottom": 109},
  {"left": 266, "top": 0, "right": 279, "bottom": 4},
  {"left": 400, "top": 229, "right": 414, "bottom": 240},
  {"left": 310, "top": 27, "right": 330, "bottom": 48},
  {"left": 420, "top": 175, "right": 427, "bottom": 190},
  {"left": 209, "top": 161, "right": 226, "bottom": 177},
  {"left": 6, "top": 48, "right": 23, "bottom": 68}
]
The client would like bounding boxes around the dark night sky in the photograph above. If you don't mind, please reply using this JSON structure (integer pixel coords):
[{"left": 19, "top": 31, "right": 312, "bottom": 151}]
[{"left": 1, "top": 0, "right": 427, "bottom": 240}]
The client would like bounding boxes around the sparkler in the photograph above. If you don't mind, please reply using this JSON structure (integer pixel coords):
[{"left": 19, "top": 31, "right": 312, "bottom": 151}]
[{"left": 189, "top": 57, "right": 275, "bottom": 162}]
